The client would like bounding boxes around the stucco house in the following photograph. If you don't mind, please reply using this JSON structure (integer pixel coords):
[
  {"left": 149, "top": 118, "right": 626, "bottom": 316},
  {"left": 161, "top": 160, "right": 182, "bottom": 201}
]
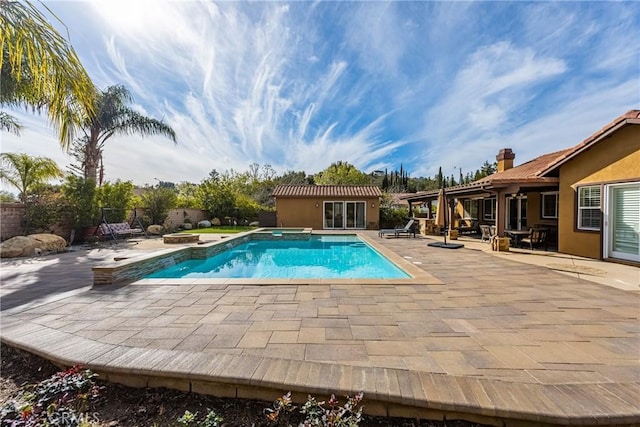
[
  {"left": 537, "top": 109, "right": 639, "bottom": 263},
  {"left": 272, "top": 185, "right": 383, "bottom": 230},
  {"left": 404, "top": 110, "right": 639, "bottom": 264}
]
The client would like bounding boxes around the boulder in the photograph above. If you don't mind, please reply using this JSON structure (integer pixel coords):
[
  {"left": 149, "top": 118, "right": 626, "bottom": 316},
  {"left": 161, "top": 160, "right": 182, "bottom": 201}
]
[
  {"left": 198, "top": 220, "right": 212, "bottom": 228},
  {"left": 249, "top": 221, "right": 260, "bottom": 227},
  {"left": 147, "top": 225, "right": 164, "bottom": 235},
  {"left": 28, "top": 233, "right": 67, "bottom": 252},
  {"left": 211, "top": 217, "right": 221, "bottom": 226},
  {"left": 0, "top": 236, "right": 38, "bottom": 258}
]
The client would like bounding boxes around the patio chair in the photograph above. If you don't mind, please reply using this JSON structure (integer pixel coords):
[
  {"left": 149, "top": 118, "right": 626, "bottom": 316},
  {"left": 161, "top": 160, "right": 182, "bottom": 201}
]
[
  {"left": 379, "top": 219, "right": 415, "bottom": 238},
  {"left": 480, "top": 225, "right": 491, "bottom": 242},
  {"left": 394, "top": 219, "right": 416, "bottom": 238},
  {"left": 520, "top": 228, "right": 549, "bottom": 250}
]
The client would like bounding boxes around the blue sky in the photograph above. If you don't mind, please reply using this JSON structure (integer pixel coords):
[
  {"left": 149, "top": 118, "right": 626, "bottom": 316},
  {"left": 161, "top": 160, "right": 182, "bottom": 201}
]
[{"left": 2, "top": 0, "right": 639, "bottom": 188}]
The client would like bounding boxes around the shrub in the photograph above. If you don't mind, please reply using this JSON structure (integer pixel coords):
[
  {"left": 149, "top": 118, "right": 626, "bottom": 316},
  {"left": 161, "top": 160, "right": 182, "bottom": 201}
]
[
  {"left": 177, "top": 409, "right": 224, "bottom": 426},
  {"left": 140, "top": 186, "right": 177, "bottom": 225},
  {"left": 265, "top": 392, "right": 364, "bottom": 427},
  {"left": 97, "top": 180, "right": 134, "bottom": 223},
  {"left": 0, "top": 365, "right": 101, "bottom": 426},
  {"left": 61, "top": 175, "right": 99, "bottom": 229}
]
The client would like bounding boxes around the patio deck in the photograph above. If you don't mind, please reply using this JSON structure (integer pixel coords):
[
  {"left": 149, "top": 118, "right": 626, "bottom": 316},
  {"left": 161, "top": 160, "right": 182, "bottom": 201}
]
[{"left": 1, "top": 232, "right": 638, "bottom": 426}]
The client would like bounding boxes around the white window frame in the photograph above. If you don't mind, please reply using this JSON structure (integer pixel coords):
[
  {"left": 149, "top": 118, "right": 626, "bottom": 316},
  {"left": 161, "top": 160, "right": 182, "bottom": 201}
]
[
  {"left": 577, "top": 185, "right": 601, "bottom": 231},
  {"left": 541, "top": 192, "right": 559, "bottom": 219}
]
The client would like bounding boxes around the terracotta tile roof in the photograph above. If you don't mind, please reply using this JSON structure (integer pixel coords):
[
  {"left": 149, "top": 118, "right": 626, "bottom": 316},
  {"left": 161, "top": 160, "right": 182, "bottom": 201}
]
[
  {"left": 273, "top": 185, "right": 383, "bottom": 198},
  {"left": 477, "top": 148, "right": 572, "bottom": 185},
  {"left": 402, "top": 150, "right": 570, "bottom": 202},
  {"left": 402, "top": 109, "right": 639, "bottom": 203},
  {"left": 538, "top": 109, "right": 640, "bottom": 176}
]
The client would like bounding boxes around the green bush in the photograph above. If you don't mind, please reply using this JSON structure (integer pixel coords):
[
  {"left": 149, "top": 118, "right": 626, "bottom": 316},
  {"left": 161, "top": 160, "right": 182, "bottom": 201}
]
[
  {"left": 0, "top": 365, "right": 101, "bottom": 426},
  {"left": 61, "top": 176, "right": 99, "bottom": 229},
  {"left": 264, "top": 391, "right": 364, "bottom": 427},
  {"left": 140, "top": 186, "right": 177, "bottom": 225},
  {"left": 97, "top": 180, "right": 134, "bottom": 222}
]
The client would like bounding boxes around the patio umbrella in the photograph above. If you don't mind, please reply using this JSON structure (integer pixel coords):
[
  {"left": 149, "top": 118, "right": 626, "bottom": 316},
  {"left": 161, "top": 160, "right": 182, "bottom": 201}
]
[
  {"left": 428, "top": 184, "right": 464, "bottom": 249},
  {"left": 434, "top": 186, "right": 448, "bottom": 245}
]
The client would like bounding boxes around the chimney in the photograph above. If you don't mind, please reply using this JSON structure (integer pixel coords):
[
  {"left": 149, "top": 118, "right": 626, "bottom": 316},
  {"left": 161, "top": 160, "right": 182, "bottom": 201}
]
[{"left": 496, "top": 148, "right": 515, "bottom": 172}]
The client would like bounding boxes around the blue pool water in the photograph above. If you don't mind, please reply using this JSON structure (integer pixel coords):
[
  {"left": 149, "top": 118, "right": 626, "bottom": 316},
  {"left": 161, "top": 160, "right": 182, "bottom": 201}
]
[{"left": 146, "top": 235, "right": 409, "bottom": 279}]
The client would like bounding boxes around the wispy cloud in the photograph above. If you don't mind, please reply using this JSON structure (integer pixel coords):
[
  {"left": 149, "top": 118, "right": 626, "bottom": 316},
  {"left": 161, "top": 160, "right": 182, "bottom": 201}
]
[{"left": 1, "top": 0, "right": 637, "bottom": 189}]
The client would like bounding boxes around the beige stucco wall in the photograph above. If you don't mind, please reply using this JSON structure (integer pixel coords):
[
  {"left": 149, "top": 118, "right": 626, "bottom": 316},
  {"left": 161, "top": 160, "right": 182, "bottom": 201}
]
[
  {"left": 558, "top": 125, "right": 640, "bottom": 259},
  {"left": 275, "top": 197, "right": 380, "bottom": 229}
]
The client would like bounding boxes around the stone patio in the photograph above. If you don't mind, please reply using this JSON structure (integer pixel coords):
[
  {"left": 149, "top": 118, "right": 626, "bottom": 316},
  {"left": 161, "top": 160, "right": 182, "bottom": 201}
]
[{"left": 1, "top": 232, "right": 638, "bottom": 426}]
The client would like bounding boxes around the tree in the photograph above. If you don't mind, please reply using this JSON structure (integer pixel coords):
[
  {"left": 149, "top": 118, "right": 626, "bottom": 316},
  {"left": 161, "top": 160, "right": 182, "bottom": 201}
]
[
  {"left": 140, "top": 186, "right": 177, "bottom": 225},
  {"left": 1, "top": 0, "right": 95, "bottom": 148},
  {"left": 0, "top": 152, "right": 63, "bottom": 204},
  {"left": 436, "top": 167, "right": 443, "bottom": 189},
  {"left": 196, "top": 172, "right": 236, "bottom": 220},
  {"left": 0, "top": 190, "right": 17, "bottom": 202},
  {"left": 75, "top": 85, "right": 176, "bottom": 183},
  {"left": 315, "top": 161, "right": 372, "bottom": 185},
  {"left": 61, "top": 175, "right": 99, "bottom": 231},
  {"left": 175, "top": 182, "right": 200, "bottom": 209},
  {"left": 97, "top": 180, "right": 135, "bottom": 223}
]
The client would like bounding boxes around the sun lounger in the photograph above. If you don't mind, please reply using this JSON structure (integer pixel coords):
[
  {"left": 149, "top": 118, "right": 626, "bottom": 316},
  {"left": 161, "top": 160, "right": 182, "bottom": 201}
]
[{"left": 379, "top": 219, "right": 416, "bottom": 238}]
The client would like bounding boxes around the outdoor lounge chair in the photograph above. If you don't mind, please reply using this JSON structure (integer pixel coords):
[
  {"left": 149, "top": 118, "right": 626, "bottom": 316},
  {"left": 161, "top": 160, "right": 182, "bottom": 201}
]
[{"left": 379, "top": 219, "right": 416, "bottom": 238}]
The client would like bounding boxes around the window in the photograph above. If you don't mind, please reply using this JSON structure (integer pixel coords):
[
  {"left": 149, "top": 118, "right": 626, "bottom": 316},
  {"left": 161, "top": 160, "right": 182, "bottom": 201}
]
[
  {"left": 483, "top": 198, "right": 496, "bottom": 221},
  {"left": 578, "top": 186, "right": 601, "bottom": 230},
  {"left": 541, "top": 192, "right": 558, "bottom": 219},
  {"left": 462, "top": 199, "right": 478, "bottom": 219}
]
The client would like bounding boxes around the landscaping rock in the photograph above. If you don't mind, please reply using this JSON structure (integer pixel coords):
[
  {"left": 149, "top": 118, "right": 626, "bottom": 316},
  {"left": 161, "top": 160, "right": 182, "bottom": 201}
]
[
  {"left": 28, "top": 234, "right": 67, "bottom": 252},
  {"left": 0, "top": 236, "right": 38, "bottom": 258},
  {"left": 147, "top": 225, "right": 164, "bottom": 235},
  {"left": 249, "top": 221, "right": 259, "bottom": 227},
  {"left": 198, "top": 220, "right": 211, "bottom": 228},
  {"left": 211, "top": 217, "right": 221, "bottom": 226}
]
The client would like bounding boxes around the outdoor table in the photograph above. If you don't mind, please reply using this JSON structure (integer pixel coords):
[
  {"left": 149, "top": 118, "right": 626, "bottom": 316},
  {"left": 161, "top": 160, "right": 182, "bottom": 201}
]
[{"left": 504, "top": 229, "right": 530, "bottom": 248}]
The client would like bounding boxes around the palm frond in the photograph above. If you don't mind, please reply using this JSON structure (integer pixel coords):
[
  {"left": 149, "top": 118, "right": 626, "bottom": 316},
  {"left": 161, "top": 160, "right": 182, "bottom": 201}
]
[
  {"left": 0, "top": 111, "right": 22, "bottom": 134},
  {"left": 1, "top": 0, "right": 96, "bottom": 149}
]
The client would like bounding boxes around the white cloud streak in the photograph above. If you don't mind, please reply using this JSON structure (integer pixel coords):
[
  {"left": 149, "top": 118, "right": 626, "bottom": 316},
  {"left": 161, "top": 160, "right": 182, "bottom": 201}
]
[{"left": 2, "top": 1, "right": 637, "bottom": 188}]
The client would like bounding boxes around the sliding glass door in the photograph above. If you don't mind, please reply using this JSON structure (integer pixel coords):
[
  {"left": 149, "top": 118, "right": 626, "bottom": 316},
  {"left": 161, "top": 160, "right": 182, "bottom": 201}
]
[
  {"left": 345, "top": 201, "right": 366, "bottom": 229},
  {"left": 607, "top": 183, "right": 640, "bottom": 262},
  {"left": 324, "top": 201, "right": 366, "bottom": 229}
]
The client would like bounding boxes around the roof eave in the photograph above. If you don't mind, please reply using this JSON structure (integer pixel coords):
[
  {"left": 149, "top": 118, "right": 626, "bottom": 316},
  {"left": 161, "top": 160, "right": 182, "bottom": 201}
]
[{"left": 538, "top": 117, "right": 640, "bottom": 176}]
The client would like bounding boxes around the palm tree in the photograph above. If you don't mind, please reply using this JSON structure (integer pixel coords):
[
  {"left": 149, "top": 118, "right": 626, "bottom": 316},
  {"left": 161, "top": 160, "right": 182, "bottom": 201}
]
[
  {"left": 76, "top": 85, "right": 176, "bottom": 184},
  {"left": 0, "top": 152, "right": 64, "bottom": 204},
  {"left": 1, "top": 0, "right": 95, "bottom": 148}
]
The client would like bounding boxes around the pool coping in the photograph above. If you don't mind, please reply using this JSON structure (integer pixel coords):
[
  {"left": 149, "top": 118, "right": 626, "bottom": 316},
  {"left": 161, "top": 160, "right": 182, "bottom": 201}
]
[{"left": 93, "top": 230, "right": 442, "bottom": 286}]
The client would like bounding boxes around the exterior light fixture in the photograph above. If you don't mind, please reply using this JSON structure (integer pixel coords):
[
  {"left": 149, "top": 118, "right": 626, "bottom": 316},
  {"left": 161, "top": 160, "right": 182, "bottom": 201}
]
[{"left": 315, "top": 203, "right": 319, "bottom": 208}]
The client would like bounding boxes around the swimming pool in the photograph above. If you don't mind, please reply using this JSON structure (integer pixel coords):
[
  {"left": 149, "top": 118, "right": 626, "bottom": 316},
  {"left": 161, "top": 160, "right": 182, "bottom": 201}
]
[{"left": 145, "top": 234, "right": 409, "bottom": 279}]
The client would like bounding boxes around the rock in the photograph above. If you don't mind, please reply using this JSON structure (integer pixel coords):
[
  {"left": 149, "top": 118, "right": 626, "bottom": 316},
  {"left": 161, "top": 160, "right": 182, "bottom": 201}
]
[
  {"left": 147, "top": 225, "right": 164, "bottom": 235},
  {"left": 249, "top": 221, "right": 259, "bottom": 227},
  {"left": 28, "top": 233, "right": 67, "bottom": 252},
  {"left": 183, "top": 223, "right": 193, "bottom": 230},
  {"left": 198, "top": 220, "right": 211, "bottom": 228},
  {"left": 211, "top": 217, "right": 221, "bottom": 226},
  {"left": 0, "top": 236, "right": 38, "bottom": 258}
]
